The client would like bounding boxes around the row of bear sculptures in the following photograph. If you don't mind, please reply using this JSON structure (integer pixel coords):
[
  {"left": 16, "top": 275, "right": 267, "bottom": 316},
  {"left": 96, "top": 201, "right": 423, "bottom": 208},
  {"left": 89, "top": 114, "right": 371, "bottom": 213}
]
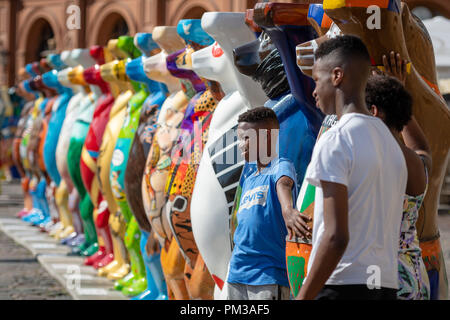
[{"left": 1, "top": 1, "right": 448, "bottom": 300}]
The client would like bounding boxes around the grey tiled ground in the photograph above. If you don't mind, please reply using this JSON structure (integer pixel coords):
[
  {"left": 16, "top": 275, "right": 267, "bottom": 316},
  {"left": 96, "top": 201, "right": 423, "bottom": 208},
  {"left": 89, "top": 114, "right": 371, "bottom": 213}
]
[
  {"left": 0, "top": 230, "right": 71, "bottom": 300},
  {"left": 0, "top": 181, "right": 126, "bottom": 300},
  {"left": 0, "top": 181, "right": 71, "bottom": 300}
]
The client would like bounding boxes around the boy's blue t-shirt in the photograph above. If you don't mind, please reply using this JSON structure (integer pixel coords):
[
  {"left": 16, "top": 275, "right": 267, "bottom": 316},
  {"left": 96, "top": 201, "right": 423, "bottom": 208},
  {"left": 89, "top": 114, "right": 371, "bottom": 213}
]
[{"left": 228, "top": 157, "right": 297, "bottom": 287}]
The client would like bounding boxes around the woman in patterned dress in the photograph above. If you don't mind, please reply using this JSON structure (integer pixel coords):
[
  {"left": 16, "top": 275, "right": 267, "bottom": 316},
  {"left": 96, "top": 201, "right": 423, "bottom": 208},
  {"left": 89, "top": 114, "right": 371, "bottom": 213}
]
[{"left": 366, "top": 52, "right": 431, "bottom": 299}]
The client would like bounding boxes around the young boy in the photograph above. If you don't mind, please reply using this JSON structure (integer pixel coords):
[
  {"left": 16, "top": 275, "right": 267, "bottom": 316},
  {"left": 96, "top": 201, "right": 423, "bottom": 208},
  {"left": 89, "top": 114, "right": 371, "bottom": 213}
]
[
  {"left": 296, "top": 35, "right": 407, "bottom": 300},
  {"left": 227, "top": 106, "right": 298, "bottom": 300}
]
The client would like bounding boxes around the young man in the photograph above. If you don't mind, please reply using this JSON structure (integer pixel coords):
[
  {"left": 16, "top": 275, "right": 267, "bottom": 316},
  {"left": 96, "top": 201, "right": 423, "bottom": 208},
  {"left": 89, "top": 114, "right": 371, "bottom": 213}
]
[
  {"left": 227, "top": 106, "right": 298, "bottom": 300},
  {"left": 296, "top": 35, "right": 407, "bottom": 300}
]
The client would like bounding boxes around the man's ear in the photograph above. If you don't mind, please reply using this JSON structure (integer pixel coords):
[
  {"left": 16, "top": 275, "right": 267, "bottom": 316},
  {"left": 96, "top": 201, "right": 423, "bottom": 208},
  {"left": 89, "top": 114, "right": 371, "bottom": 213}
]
[
  {"left": 371, "top": 105, "right": 386, "bottom": 122},
  {"left": 331, "top": 67, "right": 344, "bottom": 86}
]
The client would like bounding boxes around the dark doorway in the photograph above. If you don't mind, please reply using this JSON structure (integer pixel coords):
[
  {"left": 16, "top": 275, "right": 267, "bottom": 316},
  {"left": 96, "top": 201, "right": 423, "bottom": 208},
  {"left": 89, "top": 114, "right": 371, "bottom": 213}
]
[
  {"left": 25, "top": 18, "right": 55, "bottom": 64},
  {"left": 96, "top": 13, "right": 129, "bottom": 46},
  {"left": 182, "top": 6, "right": 207, "bottom": 19}
]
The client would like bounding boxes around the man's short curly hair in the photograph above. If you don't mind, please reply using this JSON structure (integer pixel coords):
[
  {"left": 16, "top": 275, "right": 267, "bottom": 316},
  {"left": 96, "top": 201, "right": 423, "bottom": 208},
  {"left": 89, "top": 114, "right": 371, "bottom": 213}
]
[
  {"left": 365, "top": 74, "right": 412, "bottom": 131},
  {"left": 237, "top": 106, "right": 279, "bottom": 126}
]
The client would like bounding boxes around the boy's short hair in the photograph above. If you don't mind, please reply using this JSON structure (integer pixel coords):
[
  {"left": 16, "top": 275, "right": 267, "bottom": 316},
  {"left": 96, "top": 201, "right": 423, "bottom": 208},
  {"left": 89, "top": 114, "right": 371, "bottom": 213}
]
[
  {"left": 365, "top": 74, "right": 412, "bottom": 131},
  {"left": 238, "top": 106, "right": 279, "bottom": 127},
  {"left": 315, "top": 34, "right": 371, "bottom": 64}
]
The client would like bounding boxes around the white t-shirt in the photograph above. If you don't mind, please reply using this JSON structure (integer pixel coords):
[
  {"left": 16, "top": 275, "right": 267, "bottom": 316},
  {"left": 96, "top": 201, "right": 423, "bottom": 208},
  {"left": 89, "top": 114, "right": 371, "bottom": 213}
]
[{"left": 304, "top": 112, "right": 407, "bottom": 289}]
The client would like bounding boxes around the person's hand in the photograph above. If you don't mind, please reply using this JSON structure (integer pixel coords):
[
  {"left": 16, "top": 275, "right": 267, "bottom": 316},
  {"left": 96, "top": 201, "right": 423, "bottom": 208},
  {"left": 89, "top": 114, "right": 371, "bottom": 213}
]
[
  {"left": 381, "top": 51, "right": 408, "bottom": 85},
  {"left": 283, "top": 207, "right": 312, "bottom": 241}
]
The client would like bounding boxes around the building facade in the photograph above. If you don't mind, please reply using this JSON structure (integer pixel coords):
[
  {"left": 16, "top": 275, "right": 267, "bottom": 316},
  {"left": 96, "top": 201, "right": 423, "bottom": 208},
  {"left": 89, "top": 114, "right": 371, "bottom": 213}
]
[{"left": 0, "top": 0, "right": 449, "bottom": 86}]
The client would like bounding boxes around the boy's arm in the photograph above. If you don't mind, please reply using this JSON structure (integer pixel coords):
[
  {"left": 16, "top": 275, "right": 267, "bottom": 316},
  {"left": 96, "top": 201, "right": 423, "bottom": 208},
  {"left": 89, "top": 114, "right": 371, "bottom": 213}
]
[
  {"left": 296, "top": 180, "right": 349, "bottom": 300},
  {"left": 276, "top": 176, "right": 312, "bottom": 240}
]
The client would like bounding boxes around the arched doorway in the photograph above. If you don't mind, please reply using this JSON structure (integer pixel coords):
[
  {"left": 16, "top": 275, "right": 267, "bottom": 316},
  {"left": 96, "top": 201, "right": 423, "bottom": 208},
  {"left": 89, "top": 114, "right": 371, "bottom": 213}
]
[
  {"left": 247, "top": 0, "right": 259, "bottom": 9},
  {"left": 25, "top": 18, "right": 55, "bottom": 64},
  {"left": 182, "top": 6, "right": 207, "bottom": 19},
  {"left": 96, "top": 12, "right": 130, "bottom": 46}
]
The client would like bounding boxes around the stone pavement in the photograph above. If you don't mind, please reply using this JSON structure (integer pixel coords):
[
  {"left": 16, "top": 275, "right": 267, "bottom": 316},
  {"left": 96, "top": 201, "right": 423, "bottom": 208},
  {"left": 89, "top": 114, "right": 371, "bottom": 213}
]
[
  {"left": 0, "top": 181, "right": 126, "bottom": 300},
  {"left": 0, "top": 180, "right": 450, "bottom": 299},
  {"left": 0, "top": 228, "right": 71, "bottom": 300},
  {"left": 0, "top": 182, "right": 71, "bottom": 300}
]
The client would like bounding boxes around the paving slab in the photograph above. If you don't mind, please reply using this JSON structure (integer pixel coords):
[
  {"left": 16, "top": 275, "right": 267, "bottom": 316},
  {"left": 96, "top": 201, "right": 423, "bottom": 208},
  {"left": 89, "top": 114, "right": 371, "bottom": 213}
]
[
  {"left": 48, "top": 263, "right": 101, "bottom": 276},
  {"left": 2, "top": 225, "right": 34, "bottom": 231},
  {"left": 39, "top": 255, "right": 85, "bottom": 264},
  {"left": 61, "top": 273, "right": 116, "bottom": 288},
  {"left": 72, "top": 287, "right": 126, "bottom": 300},
  {"left": 8, "top": 230, "right": 43, "bottom": 237},
  {"left": 20, "top": 235, "right": 57, "bottom": 241},
  {"left": 0, "top": 218, "right": 25, "bottom": 224},
  {"left": 37, "top": 255, "right": 127, "bottom": 300},
  {"left": 0, "top": 212, "right": 127, "bottom": 300}
]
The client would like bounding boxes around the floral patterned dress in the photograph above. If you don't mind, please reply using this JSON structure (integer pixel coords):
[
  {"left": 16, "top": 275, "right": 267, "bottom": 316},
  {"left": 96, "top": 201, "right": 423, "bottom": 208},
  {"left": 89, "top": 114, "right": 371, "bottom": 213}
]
[{"left": 397, "top": 165, "right": 430, "bottom": 300}]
